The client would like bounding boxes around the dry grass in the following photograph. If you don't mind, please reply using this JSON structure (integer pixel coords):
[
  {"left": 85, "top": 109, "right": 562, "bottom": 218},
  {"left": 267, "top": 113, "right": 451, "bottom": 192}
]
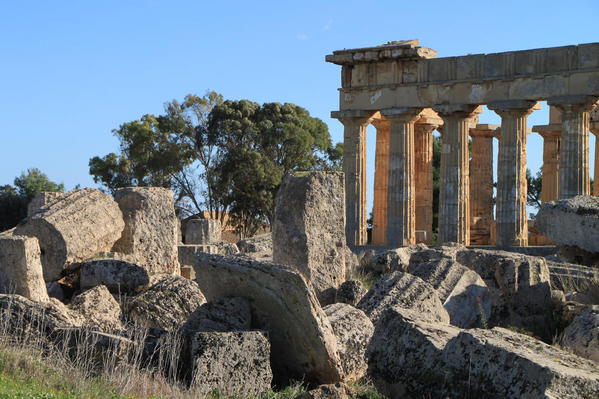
[{"left": 0, "top": 294, "right": 308, "bottom": 399}]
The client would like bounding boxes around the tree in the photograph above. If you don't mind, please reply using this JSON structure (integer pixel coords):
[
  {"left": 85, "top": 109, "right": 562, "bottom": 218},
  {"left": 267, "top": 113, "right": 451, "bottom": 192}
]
[
  {"left": 527, "top": 169, "right": 542, "bottom": 209},
  {"left": 89, "top": 91, "right": 223, "bottom": 217},
  {"left": 90, "top": 94, "right": 340, "bottom": 234},
  {"left": 207, "top": 100, "right": 339, "bottom": 236},
  {"left": 0, "top": 169, "right": 64, "bottom": 231}
]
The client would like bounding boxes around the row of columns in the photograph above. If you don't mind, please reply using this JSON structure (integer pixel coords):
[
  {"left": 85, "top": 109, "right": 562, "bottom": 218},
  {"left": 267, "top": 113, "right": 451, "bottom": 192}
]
[{"left": 336, "top": 94, "right": 598, "bottom": 248}]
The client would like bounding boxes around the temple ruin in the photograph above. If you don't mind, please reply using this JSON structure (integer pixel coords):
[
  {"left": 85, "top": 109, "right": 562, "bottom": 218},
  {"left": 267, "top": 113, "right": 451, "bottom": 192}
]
[{"left": 327, "top": 40, "right": 599, "bottom": 247}]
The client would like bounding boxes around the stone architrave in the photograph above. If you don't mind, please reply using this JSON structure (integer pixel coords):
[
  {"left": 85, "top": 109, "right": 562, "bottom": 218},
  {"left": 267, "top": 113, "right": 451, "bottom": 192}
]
[
  {"left": 548, "top": 95, "right": 598, "bottom": 199},
  {"left": 371, "top": 117, "right": 390, "bottom": 245},
  {"left": 190, "top": 252, "right": 343, "bottom": 384},
  {"left": 112, "top": 187, "right": 179, "bottom": 275},
  {"left": 433, "top": 105, "right": 479, "bottom": 244},
  {"left": 332, "top": 110, "right": 374, "bottom": 246},
  {"left": 381, "top": 108, "right": 423, "bottom": 246},
  {"left": 468, "top": 124, "right": 498, "bottom": 245},
  {"left": 0, "top": 235, "right": 48, "bottom": 302},
  {"left": 273, "top": 172, "right": 346, "bottom": 305},
  {"left": 488, "top": 100, "right": 537, "bottom": 247},
  {"left": 185, "top": 219, "right": 221, "bottom": 245},
  {"left": 414, "top": 122, "right": 437, "bottom": 244},
  {"left": 14, "top": 188, "right": 125, "bottom": 281}
]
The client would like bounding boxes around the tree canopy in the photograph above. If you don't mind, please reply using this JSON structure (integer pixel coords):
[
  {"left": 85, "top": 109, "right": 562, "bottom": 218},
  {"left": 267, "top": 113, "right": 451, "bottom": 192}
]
[
  {"left": 89, "top": 93, "right": 341, "bottom": 235},
  {"left": 0, "top": 168, "right": 64, "bottom": 231}
]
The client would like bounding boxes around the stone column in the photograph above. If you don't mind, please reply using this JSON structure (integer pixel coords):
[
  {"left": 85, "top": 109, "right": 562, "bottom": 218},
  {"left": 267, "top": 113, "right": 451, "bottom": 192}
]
[
  {"left": 332, "top": 110, "right": 374, "bottom": 246},
  {"left": 468, "top": 124, "right": 498, "bottom": 245},
  {"left": 548, "top": 95, "right": 598, "bottom": 199},
  {"left": 536, "top": 128, "right": 561, "bottom": 202},
  {"left": 489, "top": 100, "right": 537, "bottom": 247},
  {"left": 381, "top": 108, "right": 423, "bottom": 246},
  {"left": 371, "top": 118, "right": 390, "bottom": 245},
  {"left": 414, "top": 122, "right": 437, "bottom": 244},
  {"left": 432, "top": 104, "right": 478, "bottom": 245},
  {"left": 592, "top": 128, "right": 599, "bottom": 196}
]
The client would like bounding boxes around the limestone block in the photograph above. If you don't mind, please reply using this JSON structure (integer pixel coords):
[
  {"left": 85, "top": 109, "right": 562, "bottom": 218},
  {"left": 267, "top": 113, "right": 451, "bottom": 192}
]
[
  {"left": 214, "top": 241, "right": 240, "bottom": 256},
  {"left": 178, "top": 244, "right": 218, "bottom": 267},
  {"left": 408, "top": 259, "right": 491, "bottom": 328},
  {"left": 367, "top": 307, "right": 461, "bottom": 398},
  {"left": 443, "top": 327, "right": 599, "bottom": 398},
  {"left": 323, "top": 303, "right": 373, "bottom": 382},
  {"left": 560, "top": 306, "right": 599, "bottom": 363},
  {"left": 112, "top": 187, "right": 179, "bottom": 275},
  {"left": 335, "top": 280, "right": 367, "bottom": 306},
  {"left": 296, "top": 383, "right": 350, "bottom": 399},
  {"left": 14, "top": 188, "right": 125, "bottom": 281},
  {"left": 189, "top": 331, "right": 272, "bottom": 397},
  {"left": 0, "top": 294, "right": 83, "bottom": 338},
  {"left": 273, "top": 172, "right": 347, "bottom": 305},
  {"left": 0, "top": 235, "right": 48, "bottom": 302},
  {"left": 190, "top": 252, "right": 343, "bottom": 384},
  {"left": 79, "top": 259, "right": 150, "bottom": 294},
  {"left": 364, "top": 244, "right": 427, "bottom": 273},
  {"left": 237, "top": 233, "right": 272, "bottom": 254},
  {"left": 181, "top": 297, "right": 251, "bottom": 333},
  {"left": 27, "top": 192, "right": 65, "bottom": 216},
  {"left": 127, "top": 276, "right": 206, "bottom": 330},
  {"left": 69, "top": 285, "right": 124, "bottom": 331},
  {"left": 185, "top": 219, "right": 221, "bottom": 245},
  {"left": 456, "top": 248, "right": 553, "bottom": 338},
  {"left": 357, "top": 271, "right": 450, "bottom": 324},
  {"left": 536, "top": 195, "right": 599, "bottom": 254},
  {"left": 51, "top": 327, "right": 134, "bottom": 369}
]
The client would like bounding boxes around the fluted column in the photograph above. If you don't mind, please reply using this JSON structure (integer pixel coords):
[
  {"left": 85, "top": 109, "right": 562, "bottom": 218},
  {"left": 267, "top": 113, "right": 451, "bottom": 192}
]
[
  {"left": 381, "top": 108, "right": 423, "bottom": 246},
  {"left": 414, "top": 122, "right": 437, "bottom": 244},
  {"left": 489, "top": 100, "right": 537, "bottom": 247},
  {"left": 432, "top": 104, "right": 478, "bottom": 245},
  {"left": 371, "top": 118, "right": 390, "bottom": 245},
  {"left": 548, "top": 95, "right": 598, "bottom": 199},
  {"left": 537, "top": 129, "right": 561, "bottom": 202},
  {"left": 468, "top": 124, "right": 498, "bottom": 245},
  {"left": 332, "top": 110, "right": 374, "bottom": 246}
]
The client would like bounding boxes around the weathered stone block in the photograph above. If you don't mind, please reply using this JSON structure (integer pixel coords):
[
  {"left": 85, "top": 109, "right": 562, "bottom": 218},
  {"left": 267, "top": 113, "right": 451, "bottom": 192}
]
[
  {"left": 560, "top": 305, "right": 599, "bottom": 363},
  {"left": 80, "top": 259, "right": 150, "bottom": 294},
  {"left": 178, "top": 244, "right": 218, "bottom": 267},
  {"left": 191, "top": 252, "right": 343, "bottom": 384},
  {"left": 189, "top": 331, "right": 272, "bottom": 397},
  {"left": 27, "top": 192, "right": 65, "bottom": 216},
  {"left": 0, "top": 235, "right": 48, "bottom": 302},
  {"left": 127, "top": 276, "right": 206, "bottom": 330},
  {"left": 182, "top": 297, "right": 251, "bottom": 333},
  {"left": 335, "top": 280, "right": 367, "bottom": 306},
  {"left": 112, "top": 187, "right": 179, "bottom": 275},
  {"left": 273, "top": 172, "right": 346, "bottom": 305},
  {"left": 323, "top": 303, "right": 373, "bottom": 382},
  {"left": 536, "top": 195, "right": 599, "bottom": 254},
  {"left": 185, "top": 219, "right": 221, "bottom": 245},
  {"left": 15, "top": 189, "right": 125, "bottom": 281},
  {"left": 69, "top": 285, "right": 123, "bottom": 331},
  {"left": 409, "top": 259, "right": 490, "bottom": 328},
  {"left": 357, "top": 271, "right": 450, "bottom": 324}
]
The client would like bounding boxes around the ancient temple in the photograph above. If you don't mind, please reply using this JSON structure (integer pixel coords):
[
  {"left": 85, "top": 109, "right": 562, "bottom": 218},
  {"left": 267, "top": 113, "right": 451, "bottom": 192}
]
[{"left": 327, "top": 40, "right": 599, "bottom": 247}]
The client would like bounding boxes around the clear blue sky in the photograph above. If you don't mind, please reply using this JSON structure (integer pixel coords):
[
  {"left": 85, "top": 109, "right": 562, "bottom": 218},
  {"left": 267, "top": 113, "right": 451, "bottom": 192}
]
[{"left": 1, "top": 0, "right": 598, "bottom": 212}]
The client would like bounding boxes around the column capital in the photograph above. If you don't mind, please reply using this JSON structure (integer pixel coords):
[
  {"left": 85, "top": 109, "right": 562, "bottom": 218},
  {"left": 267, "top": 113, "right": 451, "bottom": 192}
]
[
  {"left": 591, "top": 122, "right": 599, "bottom": 136},
  {"left": 331, "top": 110, "right": 376, "bottom": 125},
  {"left": 488, "top": 100, "right": 539, "bottom": 117},
  {"left": 548, "top": 95, "right": 599, "bottom": 113},
  {"left": 370, "top": 117, "right": 390, "bottom": 131},
  {"left": 533, "top": 124, "right": 562, "bottom": 139},
  {"left": 432, "top": 104, "right": 479, "bottom": 118},
  {"left": 381, "top": 107, "right": 423, "bottom": 123},
  {"left": 414, "top": 122, "right": 439, "bottom": 135},
  {"left": 469, "top": 124, "right": 499, "bottom": 139}
]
